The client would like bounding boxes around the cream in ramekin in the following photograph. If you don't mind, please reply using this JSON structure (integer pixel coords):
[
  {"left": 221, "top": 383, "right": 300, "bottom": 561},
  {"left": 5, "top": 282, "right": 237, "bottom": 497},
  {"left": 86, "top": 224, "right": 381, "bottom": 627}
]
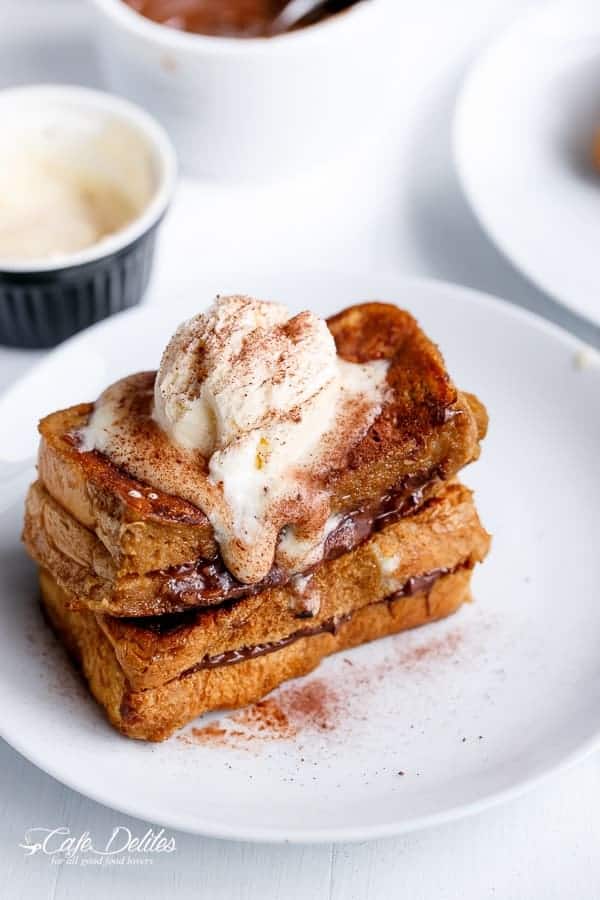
[{"left": 0, "top": 85, "right": 176, "bottom": 348}]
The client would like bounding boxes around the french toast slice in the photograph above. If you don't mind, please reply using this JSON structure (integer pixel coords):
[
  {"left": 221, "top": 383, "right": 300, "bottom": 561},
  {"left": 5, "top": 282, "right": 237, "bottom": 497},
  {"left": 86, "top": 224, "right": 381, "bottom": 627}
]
[
  {"left": 25, "top": 480, "right": 490, "bottom": 622},
  {"left": 37, "top": 403, "right": 214, "bottom": 576},
  {"left": 40, "top": 564, "right": 476, "bottom": 742},
  {"left": 36, "top": 303, "right": 488, "bottom": 579}
]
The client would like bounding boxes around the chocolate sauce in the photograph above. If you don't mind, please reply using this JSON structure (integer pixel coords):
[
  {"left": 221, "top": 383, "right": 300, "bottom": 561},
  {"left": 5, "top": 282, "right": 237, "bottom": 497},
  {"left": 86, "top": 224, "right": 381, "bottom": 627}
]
[
  {"left": 180, "top": 561, "right": 461, "bottom": 676},
  {"left": 122, "top": 0, "right": 362, "bottom": 38},
  {"left": 193, "top": 616, "right": 347, "bottom": 671},
  {"left": 162, "top": 560, "right": 288, "bottom": 604},
  {"left": 388, "top": 568, "right": 450, "bottom": 600},
  {"left": 147, "top": 466, "right": 447, "bottom": 616},
  {"left": 324, "top": 466, "right": 446, "bottom": 561}
]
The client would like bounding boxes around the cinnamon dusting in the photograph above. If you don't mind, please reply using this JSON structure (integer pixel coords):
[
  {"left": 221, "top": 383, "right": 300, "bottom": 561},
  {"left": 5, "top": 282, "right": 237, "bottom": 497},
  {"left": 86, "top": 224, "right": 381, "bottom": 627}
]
[
  {"left": 178, "top": 627, "right": 467, "bottom": 749},
  {"left": 80, "top": 296, "right": 390, "bottom": 585},
  {"left": 180, "top": 677, "right": 340, "bottom": 746}
]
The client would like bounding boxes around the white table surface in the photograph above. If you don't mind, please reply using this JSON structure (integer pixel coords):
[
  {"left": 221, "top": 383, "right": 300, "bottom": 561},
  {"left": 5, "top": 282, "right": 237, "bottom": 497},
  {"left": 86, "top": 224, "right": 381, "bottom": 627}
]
[{"left": 2, "top": 1, "right": 600, "bottom": 897}]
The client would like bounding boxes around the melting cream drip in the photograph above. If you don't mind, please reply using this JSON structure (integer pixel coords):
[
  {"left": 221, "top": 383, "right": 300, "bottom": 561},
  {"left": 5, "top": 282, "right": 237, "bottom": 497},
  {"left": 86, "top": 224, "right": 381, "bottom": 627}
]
[{"left": 85, "top": 295, "right": 390, "bottom": 583}]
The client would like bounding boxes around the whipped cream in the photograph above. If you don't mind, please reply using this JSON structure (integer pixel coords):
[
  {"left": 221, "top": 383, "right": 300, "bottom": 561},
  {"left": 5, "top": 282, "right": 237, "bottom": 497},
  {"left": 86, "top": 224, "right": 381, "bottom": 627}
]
[{"left": 83, "top": 295, "right": 390, "bottom": 584}]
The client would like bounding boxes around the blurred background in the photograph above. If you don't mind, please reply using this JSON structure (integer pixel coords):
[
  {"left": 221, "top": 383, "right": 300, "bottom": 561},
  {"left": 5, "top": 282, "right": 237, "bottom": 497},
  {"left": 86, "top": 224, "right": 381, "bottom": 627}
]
[
  {"left": 6, "top": 0, "right": 597, "bottom": 365},
  {"left": 3, "top": 2, "right": 600, "bottom": 897}
]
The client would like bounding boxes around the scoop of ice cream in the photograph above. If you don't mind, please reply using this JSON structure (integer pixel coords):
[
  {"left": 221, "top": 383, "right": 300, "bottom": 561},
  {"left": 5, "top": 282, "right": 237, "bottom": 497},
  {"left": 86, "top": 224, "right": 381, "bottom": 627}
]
[
  {"left": 151, "top": 294, "right": 390, "bottom": 582},
  {"left": 153, "top": 295, "right": 339, "bottom": 457},
  {"left": 84, "top": 294, "right": 390, "bottom": 584}
]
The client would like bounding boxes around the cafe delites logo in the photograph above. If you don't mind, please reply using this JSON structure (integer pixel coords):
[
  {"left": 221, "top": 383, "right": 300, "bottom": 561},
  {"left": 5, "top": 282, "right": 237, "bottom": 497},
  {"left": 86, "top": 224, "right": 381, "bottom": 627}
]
[{"left": 19, "top": 826, "right": 177, "bottom": 866}]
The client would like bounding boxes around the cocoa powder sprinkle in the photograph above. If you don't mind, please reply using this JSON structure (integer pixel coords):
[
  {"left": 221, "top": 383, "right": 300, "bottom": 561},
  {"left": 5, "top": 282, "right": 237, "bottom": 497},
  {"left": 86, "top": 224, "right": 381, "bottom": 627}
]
[{"left": 178, "top": 626, "right": 468, "bottom": 750}]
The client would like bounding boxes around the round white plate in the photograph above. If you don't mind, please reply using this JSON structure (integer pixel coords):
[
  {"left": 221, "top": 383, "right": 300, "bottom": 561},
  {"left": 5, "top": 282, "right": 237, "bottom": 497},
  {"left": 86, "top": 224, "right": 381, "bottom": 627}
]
[
  {"left": 1, "top": 272, "right": 600, "bottom": 843},
  {"left": 454, "top": 0, "right": 600, "bottom": 327}
]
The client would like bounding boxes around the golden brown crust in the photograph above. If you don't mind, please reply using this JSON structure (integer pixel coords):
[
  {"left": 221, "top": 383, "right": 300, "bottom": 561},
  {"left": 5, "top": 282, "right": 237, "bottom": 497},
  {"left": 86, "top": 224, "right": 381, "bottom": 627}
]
[
  {"left": 100, "top": 481, "right": 489, "bottom": 688},
  {"left": 29, "top": 302, "right": 492, "bottom": 745},
  {"left": 24, "top": 480, "right": 490, "bottom": 626},
  {"left": 39, "top": 566, "right": 474, "bottom": 742},
  {"left": 38, "top": 402, "right": 216, "bottom": 575},
  {"left": 35, "top": 304, "right": 488, "bottom": 577},
  {"left": 329, "top": 303, "right": 455, "bottom": 452}
]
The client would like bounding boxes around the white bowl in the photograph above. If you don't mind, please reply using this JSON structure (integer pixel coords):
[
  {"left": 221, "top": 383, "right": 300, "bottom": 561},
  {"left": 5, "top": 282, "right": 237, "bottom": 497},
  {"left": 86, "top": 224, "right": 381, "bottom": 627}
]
[{"left": 89, "top": 0, "right": 389, "bottom": 180}]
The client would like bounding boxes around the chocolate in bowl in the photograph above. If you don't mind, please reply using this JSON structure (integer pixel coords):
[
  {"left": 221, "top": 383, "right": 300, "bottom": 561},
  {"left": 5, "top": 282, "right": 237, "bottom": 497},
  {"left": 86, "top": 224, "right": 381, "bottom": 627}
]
[
  {"left": 91, "top": 0, "right": 385, "bottom": 179},
  {"left": 122, "top": 0, "right": 361, "bottom": 38}
]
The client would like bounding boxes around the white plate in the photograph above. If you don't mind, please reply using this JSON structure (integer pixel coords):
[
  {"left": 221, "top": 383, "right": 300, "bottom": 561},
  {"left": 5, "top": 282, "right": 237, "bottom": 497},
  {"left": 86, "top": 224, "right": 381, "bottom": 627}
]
[
  {"left": 454, "top": 0, "right": 600, "bottom": 327},
  {"left": 1, "top": 271, "right": 600, "bottom": 843}
]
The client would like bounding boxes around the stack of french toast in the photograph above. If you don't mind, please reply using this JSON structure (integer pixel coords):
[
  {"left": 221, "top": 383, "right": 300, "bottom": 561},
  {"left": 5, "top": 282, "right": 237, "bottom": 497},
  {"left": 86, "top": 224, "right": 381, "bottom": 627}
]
[{"left": 23, "top": 298, "right": 490, "bottom": 741}]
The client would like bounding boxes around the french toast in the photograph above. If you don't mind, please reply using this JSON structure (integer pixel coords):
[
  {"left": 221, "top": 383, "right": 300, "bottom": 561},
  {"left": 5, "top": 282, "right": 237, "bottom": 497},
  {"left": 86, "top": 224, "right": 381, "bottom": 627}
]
[
  {"left": 24, "top": 297, "right": 491, "bottom": 742},
  {"left": 27, "top": 482, "right": 489, "bottom": 679},
  {"left": 40, "top": 563, "right": 476, "bottom": 742},
  {"left": 24, "top": 479, "right": 489, "bottom": 618},
  {"left": 36, "top": 304, "right": 487, "bottom": 582}
]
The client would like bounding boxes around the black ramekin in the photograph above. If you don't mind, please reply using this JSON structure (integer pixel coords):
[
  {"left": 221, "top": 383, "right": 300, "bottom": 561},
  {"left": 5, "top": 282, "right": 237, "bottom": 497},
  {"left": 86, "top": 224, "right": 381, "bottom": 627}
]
[
  {"left": 0, "top": 227, "right": 160, "bottom": 349},
  {"left": 0, "top": 85, "right": 176, "bottom": 349}
]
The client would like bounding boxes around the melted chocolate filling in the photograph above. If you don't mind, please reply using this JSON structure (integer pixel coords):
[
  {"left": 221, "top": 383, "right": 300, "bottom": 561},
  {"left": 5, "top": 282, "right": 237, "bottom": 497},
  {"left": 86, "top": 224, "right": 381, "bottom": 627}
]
[
  {"left": 149, "top": 466, "right": 447, "bottom": 614},
  {"left": 179, "top": 563, "right": 460, "bottom": 675}
]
